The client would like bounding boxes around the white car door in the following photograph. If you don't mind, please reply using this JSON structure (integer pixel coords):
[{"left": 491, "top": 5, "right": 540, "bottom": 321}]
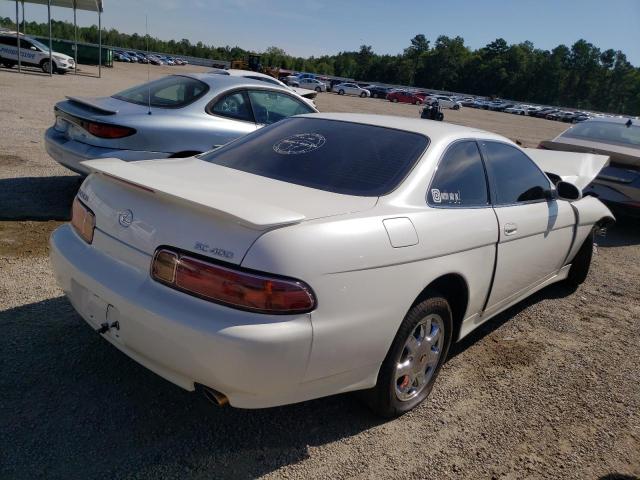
[{"left": 480, "top": 140, "right": 575, "bottom": 314}]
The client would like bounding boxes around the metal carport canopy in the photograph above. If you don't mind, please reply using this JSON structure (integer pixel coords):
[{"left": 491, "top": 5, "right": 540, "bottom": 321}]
[
  {"left": 17, "top": 0, "right": 102, "bottom": 12},
  {"left": 8, "top": 0, "right": 104, "bottom": 77}
]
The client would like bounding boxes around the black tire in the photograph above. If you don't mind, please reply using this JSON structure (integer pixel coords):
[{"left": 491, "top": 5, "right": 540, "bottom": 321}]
[
  {"left": 363, "top": 294, "right": 452, "bottom": 418},
  {"left": 415, "top": 100, "right": 421, "bottom": 105},
  {"left": 436, "top": 112, "right": 444, "bottom": 121},
  {"left": 372, "top": 93, "right": 377, "bottom": 98},
  {"left": 40, "top": 59, "right": 56, "bottom": 74},
  {"left": 392, "top": 98, "right": 398, "bottom": 103},
  {"left": 315, "top": 86, "right": 321, "bottom": 92},
  {"left": 567, "top": 230, "right": 594, "bottom": 286},
  {"left": 338, "top": 89, "right": 345, "bottom": 95},
  {"left": 453, "top": 104, "right": 460, "bottom": 110},
  {"left": 360, "top": 92, "right": 366, "bottom": 98}
]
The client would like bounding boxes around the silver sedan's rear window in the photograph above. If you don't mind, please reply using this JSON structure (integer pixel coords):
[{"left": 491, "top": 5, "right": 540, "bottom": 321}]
[
  {"left": 200, "top": 117, "right": 429, "bottom": 196},
  {"left": 113, "top": 75, "right": 208, "bottom": 108},
  {"left": 562, "top": 121, "right": 640, "bottom": 148}
]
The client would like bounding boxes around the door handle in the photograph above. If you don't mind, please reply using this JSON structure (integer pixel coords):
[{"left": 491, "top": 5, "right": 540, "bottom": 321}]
[{"left": 504, "top": 223, "right": 518, "bottom": 236}]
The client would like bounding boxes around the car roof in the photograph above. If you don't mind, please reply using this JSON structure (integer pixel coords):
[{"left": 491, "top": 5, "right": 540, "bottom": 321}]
[
  {"left": 179, "top": 72, "right": 292, "bottom": 92},
  {"left": 297, "top": 113, "right": 507, "bottom": 143}
]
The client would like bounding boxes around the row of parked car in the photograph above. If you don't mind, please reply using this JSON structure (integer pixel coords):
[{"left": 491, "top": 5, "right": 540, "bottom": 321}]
[
  {"left": 283, "top": 75, "right": 464, "bottom": 110},
  {"left": 461, "top": 98, "right": 594, "bottom": 123},
  {"left": 113, "top": 50, "right": 189, "bottom": 66}
]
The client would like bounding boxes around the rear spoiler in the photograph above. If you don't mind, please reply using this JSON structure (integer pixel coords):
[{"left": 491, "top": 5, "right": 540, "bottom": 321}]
[
  {"left": 82, "top": 158, "right": 306, "bottom": 230},
  {"left": 66, "top": 96, "right": 118, "bottom": 115},
  {"left": 524, "top": 149, "right": 609, "bottom": 190}
]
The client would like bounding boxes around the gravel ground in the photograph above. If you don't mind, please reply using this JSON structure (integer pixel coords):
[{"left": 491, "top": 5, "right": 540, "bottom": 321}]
[{"left": 1, "top": 63, "right": 639, "bottom": 480}]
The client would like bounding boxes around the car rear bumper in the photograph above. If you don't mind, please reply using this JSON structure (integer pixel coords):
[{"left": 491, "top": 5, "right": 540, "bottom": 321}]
[
  {"left": 49, "top": 224, "right": 315, "bottom": 408},
  {"left": 45, "top": 127, "right": 171, "bottom": 175}
]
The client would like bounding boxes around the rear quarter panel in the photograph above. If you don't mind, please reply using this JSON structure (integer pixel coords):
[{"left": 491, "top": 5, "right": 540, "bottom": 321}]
[{"left": 241, "top": 207, "right": 498, "bottom": 384}]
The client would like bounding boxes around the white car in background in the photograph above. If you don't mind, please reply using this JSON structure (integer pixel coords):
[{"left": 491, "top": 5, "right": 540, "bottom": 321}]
[
  {"left": 50, "top": 113, "right": 613, "bottom": 417},
  {"left": 505, "top": 105, "right": 540, "bottom": 115},
  {"left": 0, "top": 31, "right": 75, "bottom": 74},
  {"left": 425, "top": 94, "right": 461, "bottom": 110},
  {"left": 290, "top": 77, "right": 327, "bottom": 92},
  {"left": 333, "top": 83, "right": 370, "bottom": 97},
  {"left": 208, "top": 68, "right": 317, "bottom": 100}
]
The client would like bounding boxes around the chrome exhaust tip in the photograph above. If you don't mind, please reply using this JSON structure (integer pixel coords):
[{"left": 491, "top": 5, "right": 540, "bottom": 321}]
[{"left": 200, "top": 385, "right": 229, "bottom": 407}]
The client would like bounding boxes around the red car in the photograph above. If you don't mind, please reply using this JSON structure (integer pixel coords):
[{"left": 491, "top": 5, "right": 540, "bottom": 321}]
[{"left": 387, "top": 90, "right": 424, "bottom": 105}]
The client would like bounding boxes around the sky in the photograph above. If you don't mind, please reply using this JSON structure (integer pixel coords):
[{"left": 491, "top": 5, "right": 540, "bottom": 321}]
[{"left": 1, "top": 0, "right": 639, "bottom": 65}]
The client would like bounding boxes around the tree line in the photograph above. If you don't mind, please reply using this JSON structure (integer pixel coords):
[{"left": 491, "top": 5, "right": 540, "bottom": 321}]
[{"left": 2, "top": 17, "right": 639, "bottom": 115}]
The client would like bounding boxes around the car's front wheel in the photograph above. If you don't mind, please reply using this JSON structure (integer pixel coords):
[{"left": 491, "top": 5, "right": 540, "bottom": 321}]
[
  {"left": 40, "top": 59, "right": 56, "bottom": 74},
  {"left": 392, "top": 98, "right": 398, "bottom": 103},
  {"left": 360, "top": 92, "right": 367, "bottom": 98},
  {"left": 364, "top": 294, "right": 452, "bottom": 418},
  {"left": 567, "top": 230, "right": 594, "bottom": 286},
  {"left": 338, "top": 89, "right": 345, "bottom": 95},
  {"left": 315, "top": 86, "right": 321, "bottom": 92},
  {"left": 453, "top": 104, "right": 460, "bottom": 110}
]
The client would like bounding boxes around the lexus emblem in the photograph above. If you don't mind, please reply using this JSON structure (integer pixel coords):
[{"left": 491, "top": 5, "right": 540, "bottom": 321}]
[{"left": 118, "top": 209, "right": 133, "bottom": 227}]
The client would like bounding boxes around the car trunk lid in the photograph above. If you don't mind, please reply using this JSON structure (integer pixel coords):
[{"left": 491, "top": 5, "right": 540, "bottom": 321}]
[{"left": 79, "top": 157, "right": 377, "bottom": 264}]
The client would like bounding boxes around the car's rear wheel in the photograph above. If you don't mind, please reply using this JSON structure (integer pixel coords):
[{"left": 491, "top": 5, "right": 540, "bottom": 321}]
[
  {"left": 567, "top": 230, "right": 594, "bottom": 286},
  {"left": 372, "top": 93, "right": 377, "bottom": 98},
  {"left": 364, "top": 294, "right": 452, "bottom": 418},
  {"left": 415, "top": 100, "right": 421, "bottom": 105},
  {"left": 315, "top": 86, "right": 321, "bottom": 92},
  {"left": 338, "top": 89, "right": 345, "bottom": 95},
  {"left": 392, "top": 98, "right": 398, "bottom": 103},
  {"left": 453, "top": 104, "right": 460, "bottom": 110}
]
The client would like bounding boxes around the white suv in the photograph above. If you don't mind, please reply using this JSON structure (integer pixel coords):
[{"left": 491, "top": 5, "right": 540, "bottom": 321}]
[{"left": 0, "top": 32, "right": 75, "bottom": 74}]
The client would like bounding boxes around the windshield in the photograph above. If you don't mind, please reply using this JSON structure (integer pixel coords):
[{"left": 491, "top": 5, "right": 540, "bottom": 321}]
[
  {"left": 113, "top": 75, "right": 209, "bottom": 108},
  {"left": 200, "top": 117, "right": 429, "bottom": 196},
  {"left": 562, "top": 120, "right": 640, "bottom": 148},
  {"left": 29, "top": 37, "right": 51, "bottom": 52}
]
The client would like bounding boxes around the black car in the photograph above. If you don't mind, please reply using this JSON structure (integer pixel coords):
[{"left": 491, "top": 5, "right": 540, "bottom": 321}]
[
  {"left": 539, "top": 117, "right": 640, "bottom": 218},
  {"left": 534, "top": 108, "right": 558, "bottom": 118},
  {"left": 366, "top": 85, "right": 393, "bottom": 99}
]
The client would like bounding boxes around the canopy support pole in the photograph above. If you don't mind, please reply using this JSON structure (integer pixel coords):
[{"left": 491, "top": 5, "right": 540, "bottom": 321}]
[
  {"left": 98, "top": 7, "right": 101, "bottom": 78},
  {"left": 15, "top": 0, "right": 21, "bottom": 72},
  {"left": 21, "top": 0, "right": 25, "bottom": 34},
  {"left": 47, "top": 0, "right": 52, "bottom": 76},
  {"left": 73, "top": 0, "right": 77, "bottom": 74}
]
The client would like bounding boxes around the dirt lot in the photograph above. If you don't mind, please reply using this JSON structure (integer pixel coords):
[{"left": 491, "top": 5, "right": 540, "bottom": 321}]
[{"left": 1, "top": 63, "right": 639, "bottom": 480}]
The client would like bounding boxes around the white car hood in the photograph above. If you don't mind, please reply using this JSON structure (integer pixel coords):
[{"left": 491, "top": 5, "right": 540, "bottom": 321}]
[
  {"left": 524, "top": 148, "right": 609, "bottom": 190},
  {"left": 53, "top": 51, "right": 73, "bottom": 61}
]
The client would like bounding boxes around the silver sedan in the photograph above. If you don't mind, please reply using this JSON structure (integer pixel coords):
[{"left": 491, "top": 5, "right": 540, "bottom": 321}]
[{"left": 45, "top": 74, "right": 318, "bottom": 175}]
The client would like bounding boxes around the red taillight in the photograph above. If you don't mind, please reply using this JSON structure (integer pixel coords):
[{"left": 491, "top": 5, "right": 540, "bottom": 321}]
[
  {"left": 86, "top": 122, "right": 136, "bottom": 139},
  {"left": 71, "top": 197, "right": 95, "bottom": 243},
  {"left": 151, "top": 249, "right": 316, "bottom": 314},
  {"left": 537, "top": 143, "right": 549, "bottom": 149}
]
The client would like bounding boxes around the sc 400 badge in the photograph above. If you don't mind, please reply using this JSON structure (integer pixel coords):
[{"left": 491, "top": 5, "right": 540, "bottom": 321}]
[{"left": 194, "top": 242, "right": 234, "bottom": 259}]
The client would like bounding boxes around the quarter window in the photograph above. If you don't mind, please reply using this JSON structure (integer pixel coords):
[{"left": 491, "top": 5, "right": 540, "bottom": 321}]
[
  {"left": 481, "top": 141, "right": 551, "bottom": 204},
  {"left": 211, "top": 91, "right": 254, "bottom": 122},
  {"left": 428, "top": 141, "right": 489, "bottom": 207},
  {"left": 247, "top": 90, "right": 314, "bottom": 125}
]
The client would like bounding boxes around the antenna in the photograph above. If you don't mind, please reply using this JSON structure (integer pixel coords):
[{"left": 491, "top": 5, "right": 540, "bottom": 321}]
[{"left": 146, "top": 15, "right": 151, "bottom": 115}]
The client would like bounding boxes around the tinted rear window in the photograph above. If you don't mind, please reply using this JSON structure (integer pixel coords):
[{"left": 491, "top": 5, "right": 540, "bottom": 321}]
[
  {"left": 200, "top": 117, "right": 429, "bottom": 196},
  {"left": 113, "top": 75, "right": 208, "bottom": 108},
  {"left": 562, "top": 121, "right": 640, "bottom": 148}
]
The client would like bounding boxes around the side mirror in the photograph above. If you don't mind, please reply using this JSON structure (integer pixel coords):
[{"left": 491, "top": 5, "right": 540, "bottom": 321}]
[
  {"left": 30, "top": 46, "right": 37, "bottom": 51},
  {"left": 556, "top": 181, "right": 582, "bottom": 201}
]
